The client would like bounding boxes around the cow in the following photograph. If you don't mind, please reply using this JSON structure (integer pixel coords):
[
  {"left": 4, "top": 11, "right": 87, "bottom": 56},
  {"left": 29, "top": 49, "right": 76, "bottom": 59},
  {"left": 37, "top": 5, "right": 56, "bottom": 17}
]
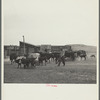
[
  {"left": 26, "top": 52, "right": 51, "bottom": 66},
  {"left": 10, "top": 53, "right": 17, "bottom": 64},
  {"left": 16, "top": 58, "right": 36, "bottom": 69},
  {"left": 15, "top": 55, "right": 37, "bottom": 69},
  {"left": 38, "top": 52, "right": 47, "bottom": 66},
  {"left": 28, "top": 53, "right": 40, "bottom": 66},
  {"left": 44, "top": 53, "right": 54, "bottom": 63},
  {"left": 90, "top": 55, "right": 95, "bottom": 58},
  {"left": 77, "top": 50, "right": 87, "bottom": 60},
  {"left": 15, "top": 56, "right": 26, "bottom": 68},
  {"left": 64, "top": 51, "right": 76, "bottom": 61},
  {"left": 15, "top": 59, "right": 22, "bottom": 68},
  {"left": 21, "top": 58, "right": 30, "bottom": 68},
  {"left": 47, "top": 52, "right": 55, "bottom": 61},
  {"left": 51, "top": 52, "right": 60, "bottom": 64},
  {"left": 29, "top": 58, "right": 37, "bottom": 68}
]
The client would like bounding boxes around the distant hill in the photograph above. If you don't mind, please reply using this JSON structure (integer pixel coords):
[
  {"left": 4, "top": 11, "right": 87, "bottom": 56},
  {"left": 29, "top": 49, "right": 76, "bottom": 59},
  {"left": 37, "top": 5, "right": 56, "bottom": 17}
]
[{"left": 70, "top": 44, "right": 97, "bottom": 53}]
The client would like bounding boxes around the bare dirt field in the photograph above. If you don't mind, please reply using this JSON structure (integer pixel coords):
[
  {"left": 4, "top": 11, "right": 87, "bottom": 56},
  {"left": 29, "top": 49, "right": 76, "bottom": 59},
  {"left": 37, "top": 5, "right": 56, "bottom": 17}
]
[{"left": 4, "top": 57, "right": 97, "bottom": 84}]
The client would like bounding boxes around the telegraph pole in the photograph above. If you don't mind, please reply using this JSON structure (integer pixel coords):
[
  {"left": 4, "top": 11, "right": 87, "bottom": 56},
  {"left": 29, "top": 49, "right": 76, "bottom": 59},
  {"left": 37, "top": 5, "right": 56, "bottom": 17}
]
[
  {"left": 9, "top": 45, "right": 11, "bottom": 56},
  {"left": 22, "top": 36, "right": 25, "bottom": 55}
]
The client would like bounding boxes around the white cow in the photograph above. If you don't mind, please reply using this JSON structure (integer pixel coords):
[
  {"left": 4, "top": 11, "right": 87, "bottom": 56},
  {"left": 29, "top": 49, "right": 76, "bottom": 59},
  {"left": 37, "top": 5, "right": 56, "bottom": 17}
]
[
  {"left": 28, "top": 53, "right": 40, "bottom": 61},
  {"left": 16, "top": 56, "right": 26, "bottom": 60}
]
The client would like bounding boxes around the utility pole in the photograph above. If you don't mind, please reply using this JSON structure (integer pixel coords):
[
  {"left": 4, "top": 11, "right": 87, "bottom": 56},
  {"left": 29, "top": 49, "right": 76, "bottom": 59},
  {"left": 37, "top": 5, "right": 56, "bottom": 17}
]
[
  {"left": 22, "top": 36, "right": 25, "bottom": 55},
  {"left": 9, "top": 45, "right": 11, "bottom": 56}
]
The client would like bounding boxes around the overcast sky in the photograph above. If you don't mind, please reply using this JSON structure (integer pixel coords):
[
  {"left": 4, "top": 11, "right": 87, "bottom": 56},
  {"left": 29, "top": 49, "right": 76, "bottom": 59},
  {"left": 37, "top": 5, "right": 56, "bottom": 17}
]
[{"left": 3, "top": 0, "right": 98, "bottom": 46}]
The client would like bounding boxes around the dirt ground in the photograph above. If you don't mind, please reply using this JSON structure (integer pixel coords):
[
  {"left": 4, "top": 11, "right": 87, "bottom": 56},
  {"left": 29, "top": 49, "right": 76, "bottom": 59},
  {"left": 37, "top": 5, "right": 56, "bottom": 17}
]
[{"left": 4, "top": 57, "right": 97, "bottom": 84}]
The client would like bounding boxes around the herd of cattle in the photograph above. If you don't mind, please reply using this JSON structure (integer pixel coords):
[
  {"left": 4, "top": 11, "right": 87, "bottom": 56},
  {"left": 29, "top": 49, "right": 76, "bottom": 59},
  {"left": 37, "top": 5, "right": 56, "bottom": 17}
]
[{"left": 9, "top": 50, "right": 89, "bottom": 69}]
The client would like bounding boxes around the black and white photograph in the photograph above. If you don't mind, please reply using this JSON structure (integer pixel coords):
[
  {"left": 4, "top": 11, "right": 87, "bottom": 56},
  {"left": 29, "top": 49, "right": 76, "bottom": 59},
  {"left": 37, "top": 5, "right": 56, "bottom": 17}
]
[
  {"left": 3, "top": 0, "right": 98, "bottom": 84},
  {"left": 2, "top": 0, "right": 99, "bottom": 100}
]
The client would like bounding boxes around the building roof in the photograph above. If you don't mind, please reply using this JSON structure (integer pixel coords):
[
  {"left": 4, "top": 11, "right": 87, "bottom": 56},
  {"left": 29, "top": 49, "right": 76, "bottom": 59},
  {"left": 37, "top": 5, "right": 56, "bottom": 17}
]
[
  {"left": 4, "top": 45, "right": 19, "bottom": 47},
  {"left": 19, "top": 41, "right": 40, "bottom": 48},
  {"left": 4, "top": 45, "right": 19, "bottom": 49}
]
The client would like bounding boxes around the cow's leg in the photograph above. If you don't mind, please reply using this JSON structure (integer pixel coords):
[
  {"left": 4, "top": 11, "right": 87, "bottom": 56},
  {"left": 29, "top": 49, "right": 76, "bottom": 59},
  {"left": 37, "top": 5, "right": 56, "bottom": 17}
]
[
  {"left": 47, "top": 59, "right": 50, "bottom": 63},
  {"left": 24, "top": 64, "right": 26, "bottom": 69},
  {"left": 19, "top": 64, "right": 21, "bottom": 68},
  {"left": 33, "top": 64, "right": 36, "bottom": 68},
  {"left": 18, "top": 63, "right": 21, "bottom": 68},
  {"left": 51, "top": 58, "right": 52, "bottom": 61},
  {"left": 45, "top": 60, "right": 47, "bottom": 66},
  {"left": 34, "top": 62, "right": 36, "bottom": 68},
  {"left": 39, "top": 59, "right": 42, "bottom": 66},
  {"left": 40, "top": 60, "right": 43, "bottom": 66},
  {"left": 52, "top": 57, "right": 54, "bottom": 62},
  {"left": 32, "top": 62, "right": 36, "bottom": 68},
  {"left": 81, "top": 57, "right": 82, "bottom": 60},
  {"left": 36, "top": 61, "right": 39, "bottom": 66},
  {"left": 55, "top": 58, "right": 58, "bottom": 64},
  {"left": 73, "top": 57, "right": 75, "bottom": 61},
  {"left": 42, "top": 61, "right": 43, "bottom": 66},
  {"left": 11, "top": 60, "right": 13, "bottom": 64},
  {"left": 84, "top": 56, "right": 86, "bottom": 60},
  {"left": 17, "top": 64, "right": 19, "bottom": 68},
  {"left": 14, "top": 59, "right": 16, "bottom": 63},
  {"left": 30, "top": 62, "right": 33, "bottom": 68},
  {"left": 71, "top": 56, "right": 73, "bottom": 61},
  {"left": 49, "top": 58, "right": 50, "bottom": 63},
  {"left": 55, "top": 59, "right": 57, "bottom": 64},
  {"left": 20, "top": 64, "right": 21, "bottom": 68},
  {"left": 39, "top": 60, "right": 41, "bottom": 66},
  {"left": 12, "top": 60, "right": 14, "bottom": 64},
  {"left": 27, "top": 63, "right": 29, "bottom": 68},
  {"left": 19, "top": 64, "right": 20, "bottom": 68},
  {"left": 23, "top": 64, "right": 24, "bottom": 68},
  {"left": 53, "top": 57, "right": 55, "bottom": 62},
  {"left": 26, "top": 64, "right": 28, "bottom": 68}
]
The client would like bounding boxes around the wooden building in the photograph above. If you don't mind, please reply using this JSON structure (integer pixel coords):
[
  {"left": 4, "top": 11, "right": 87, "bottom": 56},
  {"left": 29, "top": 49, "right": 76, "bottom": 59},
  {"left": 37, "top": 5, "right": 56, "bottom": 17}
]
[
  {"left": 40, "top": 45, "right": 51, "bottom": 53},
  {"left": 19, "top": 41, "right": 40, "bottom": 55},
  {"left": 51, "top": 45, "right": 72, "bottom": 53},
  {"left": 4, "top": 42, "right": 72, "bottom": 58},
  {"left": 4, "top": 45, "right": 19, "bottom": 58},
  {"left": 40, "top": 45, "right": 72, "bottom": 53}
]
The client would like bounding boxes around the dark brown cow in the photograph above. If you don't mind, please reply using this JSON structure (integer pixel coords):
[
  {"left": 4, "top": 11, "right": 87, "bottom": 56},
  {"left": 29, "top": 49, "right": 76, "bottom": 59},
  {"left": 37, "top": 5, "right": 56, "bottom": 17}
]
[
  {"left": 77, "top": 50, "right": 87, "bottom": 60},
  {"left": 64, "top": 51, "right": 75, "bottom": 61},
  {"left": 10, "top": 53, "right": 17, "bottom": 64}
]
